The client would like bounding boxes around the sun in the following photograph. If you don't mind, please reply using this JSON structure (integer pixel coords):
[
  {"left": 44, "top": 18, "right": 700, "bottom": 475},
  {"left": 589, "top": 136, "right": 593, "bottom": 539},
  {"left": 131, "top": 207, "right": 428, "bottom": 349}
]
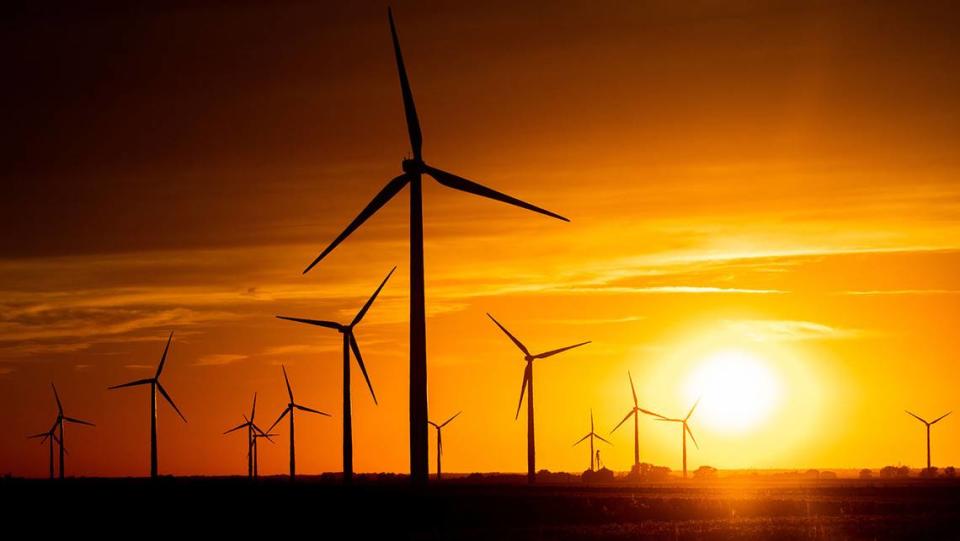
[{"left": 683, "top": 349, "right": 782, "bottom": 433}]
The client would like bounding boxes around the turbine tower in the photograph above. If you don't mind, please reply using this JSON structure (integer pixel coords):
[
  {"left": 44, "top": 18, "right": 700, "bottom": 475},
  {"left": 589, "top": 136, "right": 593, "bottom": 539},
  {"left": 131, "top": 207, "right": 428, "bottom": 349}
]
[
  {"left": 267, "top": 365, "right": 330, "bottom": 480},
  {"left": 300, "top": 8, "right": 569, "bottom": 484},
  {"left": 656, "top": 398, "right": 700, "bottom": 479},
  {"left": 573, "top": 409, "right": 611, "bottom": 471},
  {"left": 428, "top": 411, "right": 461, "bottom": 481},
  {"left": 487, "top": 313, "right": 589, "bottom": 483},
  {"left": 905, "top": 410, "right": 951, "bottom": 470},
  {"left": 277, "top": 267, "right": 393, "bottom": 483},
  {"left": 49, "top": 383, "right": 94, "bottom": 479},
  {"left": 108, "top": 331, "right": 187, "bottom": 478},
  {"left": 611, "top": 371, "right": 662, "bottom": 471}
]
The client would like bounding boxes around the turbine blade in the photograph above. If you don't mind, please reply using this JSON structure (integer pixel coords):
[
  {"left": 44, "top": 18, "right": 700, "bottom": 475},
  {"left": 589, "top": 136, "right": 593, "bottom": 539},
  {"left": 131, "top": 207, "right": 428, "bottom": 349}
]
[
  {"left": 685, "top": 423, "right": 699, "bottom": 449},
  {"left": 440, "top": 411, "right": 462, "bottom": 428},
  {"left": 931, "top": 411, "right": 952, "bottom": 425},
  {"left": 425, "top": 165, "right": 569, "bottom": 222},
  {"left": 428, "top": 420, "right": 439, "bottom": 429},
  {"left": 611, "top": 409, "right": 635, "bottom": 433},
  {"left": 487, "top": 313, "right": 530, "bottom": 356},
  {"left": 251, "top": 392, "right": 257, "bottom": 422},
  {"left": 294, "top": 404, "right": 331, "bottom": 417},
  {"left": 27, "top": 432, "right": 48, "bottom": 439},
  {"left": 638, "top": 407, "right": 669, "bottom": 420},
  {"left": 573, "top": 433, "right": 590, "bottom": 446},
  {"left": 533, "top": 341, "right": 591, "bottom": 359},
  {"left": 224, "top": 422, "right": 248, "bottom": 434},
  {"left": 515, "top": 364, "right": 531, "bottom": 420},
  {"left": 349, "top": 335, "right": 378, "bottom": 405},
  {"left": 628, "top": 371, "right": 638, "bottom": 408},
  {"left": 591, "top": 409, "right": 594, "bottom": 432},
  {"left": 686, "top": 396, "right": 701, "bottom": 421},
  {"left": 282, "top": 365, "right": 294, "bottom": 403},
  {"left": 155, "top": 331, "right": 174, "bottom": 378},
  {"left": 156, "top": 382, "right": 187, "bottom": 423},
  {"left": 352, "top": 266, "right": 396, "bottom": 326},
  {"left": 595, "top": 433, "right": 612, "bottom": 445},
  {"left": 63, "top": 417, "right": 95, "bottom": 427},
  {"left": 905, "top": 410, "right": 928, "bottom": 424},
  {"left": 387, "top": 8, "right": 422, "bottom": 160},
  {"left": 267, "top": 407, "right": 290, "bottom": 434},
  {"left": 51, "top": 383, "right": 63, "bottom": 414},
  {"left": 275, "top": 316, "right": 342, "bottom": 331},
  {"left": 303, "top": 174, "right": 410, "bottom": 273},
  {"left": 108, "top": 378, "right": 154, "bottom": 390}
]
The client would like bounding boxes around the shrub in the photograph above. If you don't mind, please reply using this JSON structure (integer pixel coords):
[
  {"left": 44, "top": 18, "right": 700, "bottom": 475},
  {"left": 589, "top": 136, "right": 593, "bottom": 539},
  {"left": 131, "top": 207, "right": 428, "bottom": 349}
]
[{"left": 859, "top": 469, "right": 873, "bottom": 479}]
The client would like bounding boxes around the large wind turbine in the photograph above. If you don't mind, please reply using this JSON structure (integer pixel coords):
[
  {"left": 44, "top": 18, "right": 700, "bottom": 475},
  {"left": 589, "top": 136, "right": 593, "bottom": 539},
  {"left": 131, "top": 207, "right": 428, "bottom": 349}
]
[
  {"left": 224, "top": 393, "right": 271, "bottom": 478},
  {"left": 905, "top": 410, "right": 951, "bottom": 470},
  {"left": 49, "top": 383, "right": 95, "bottom": 479},
  {"left": 611, "top": 371, "right": 664, "bottom": 471},
  {"left": 27, "top": 418, "right": 60, "bottom": 479},
  {"left": 300, "top": 8, "right": 568, "bottom": 484},
  {"left": 267, "top": 365, "right": 330, "bottom": 480},
  {"left": 277, "top": 267, "right": 393, "bottom": 483},
  {"left": 428, "top": 411, "right": 461, "bottom": 481},
  {"left": 656, "top": 398, "right": 700, "bottom": 479},
  {"left": 573, "top": 410, "right": 611, "bottom": 472},
  {"left": 487, "top": 313, "right": 589, "bottom": 483},
  {"left": 108, "top": 331, "right": 187, "bottom": 478}
]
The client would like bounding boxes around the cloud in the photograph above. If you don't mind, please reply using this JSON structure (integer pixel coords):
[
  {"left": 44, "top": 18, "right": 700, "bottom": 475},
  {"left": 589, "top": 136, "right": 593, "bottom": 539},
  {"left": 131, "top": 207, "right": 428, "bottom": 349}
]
[
  {"left": 843, "top": 289, "right": 960, "bottom": 296},
  {"left": 722, "top": 319, "right": 859, "bottom": 342},
  {"left": 195, "top": 353, "right": 248, "bottom": 366}
]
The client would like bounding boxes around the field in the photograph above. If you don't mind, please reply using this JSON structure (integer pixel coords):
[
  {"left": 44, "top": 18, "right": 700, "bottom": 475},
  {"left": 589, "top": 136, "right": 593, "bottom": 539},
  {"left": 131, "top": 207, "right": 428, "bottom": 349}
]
[{"left": 4, "top": 476, "right": 960, "bottom": 539}]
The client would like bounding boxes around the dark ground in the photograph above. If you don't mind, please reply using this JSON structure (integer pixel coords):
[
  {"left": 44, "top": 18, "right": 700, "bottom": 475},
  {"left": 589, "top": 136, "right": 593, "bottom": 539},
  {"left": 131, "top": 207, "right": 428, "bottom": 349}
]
[{"left": 4, "top": 475, "right": 960, "bottom": 539}]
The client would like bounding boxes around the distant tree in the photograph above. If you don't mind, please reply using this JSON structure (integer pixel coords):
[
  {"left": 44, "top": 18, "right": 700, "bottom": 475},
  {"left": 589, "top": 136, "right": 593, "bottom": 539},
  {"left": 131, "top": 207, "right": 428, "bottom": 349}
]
[
  {"left": 879, "top": 466, "right": 898, "bottom": 478},
  {"left": 943, "top": 466, "right": 956, "bottom": 478},
  {"left": 820, "top": 470, "right": 837, "bottom": 480},
  {"left": 859, "top": 469, "right": 873, "bottom": 479},
  {"left": 898, "top": 466, "right": 910, "bottom": 478},
  {"left": 804, "top": 469, "right": 820, "bottom": 480},
  {"left": 920, "top": 467, "right": 939, "bottom": 479},
  {"left": 693, "top": 466, "right": 718, "bottom": 480}
]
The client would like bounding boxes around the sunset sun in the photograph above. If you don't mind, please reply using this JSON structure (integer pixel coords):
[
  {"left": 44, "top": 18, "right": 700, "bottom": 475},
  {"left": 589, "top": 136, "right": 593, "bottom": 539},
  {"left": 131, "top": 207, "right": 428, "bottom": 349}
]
[{"left": 684, "top": 349, "right": 782, "bottom": 434}]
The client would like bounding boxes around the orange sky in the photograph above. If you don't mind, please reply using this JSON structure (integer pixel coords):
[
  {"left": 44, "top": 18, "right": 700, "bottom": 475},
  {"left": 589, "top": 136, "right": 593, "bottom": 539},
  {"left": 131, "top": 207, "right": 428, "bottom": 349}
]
[{"left": 2, "top": 1, "right": 959, "bottom": 478}]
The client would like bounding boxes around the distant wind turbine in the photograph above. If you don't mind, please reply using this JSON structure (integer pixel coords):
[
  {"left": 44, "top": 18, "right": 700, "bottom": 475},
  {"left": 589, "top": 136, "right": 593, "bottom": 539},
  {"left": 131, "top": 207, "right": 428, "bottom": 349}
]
[
  {"left": 224, "top": 393, "right": 272, "bottom": 478},
  {"left": 277, "top": 267, "right": 393, "bottom": 483},
  {"left": 428, "top": 411, "right": 461, "bottom": 481},
  {"left": 905, "top": 410, "right": 951, "bottom": 470},
  {"left": 27, "top": 418, "right": 61, "bottom": 479},
  {"left": 574, "top": 409, "right": 611, "bottom": 471},
  {"left": 487, "top": 313, "right": 590, "bottom": 483},
  {"left": 250, "top": 422, "right": 277, "bottom": 478},
  {"left": 49, "top": 383, "right": 94, "bottom": 479},
  {"left": 267, "top": 365, "right": 330, "bottom": 480},
  {"left": 656, "top": 398, "right": 700, "bottom": 479},
  {"left": 108, "top": 331, "right": 187, "bottom": 478},
  {"left": 301, "top": 8, "right": 569, "bottom": 484},
  {"left": 611, "top": 371, "right": 664, "bottom": 471}
]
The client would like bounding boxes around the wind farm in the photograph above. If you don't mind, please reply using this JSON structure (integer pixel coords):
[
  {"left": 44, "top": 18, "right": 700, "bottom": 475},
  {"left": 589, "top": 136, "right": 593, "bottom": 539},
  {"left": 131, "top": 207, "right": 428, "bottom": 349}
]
[{"left": 3, "top": 2, "right": 960, "bottom": 540}]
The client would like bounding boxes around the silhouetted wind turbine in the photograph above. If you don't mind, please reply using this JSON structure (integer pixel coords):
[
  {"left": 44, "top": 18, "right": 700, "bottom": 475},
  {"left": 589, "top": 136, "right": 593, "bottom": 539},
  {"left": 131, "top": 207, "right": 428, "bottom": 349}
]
[
  {"left": 108, "top": 331, "right": 187, "bottom": 478},
  {"left": 574, "top": 410, "right": 611, "bottom": 472},
  {"left": 49, "top": 383, "right": 94, "bottom": 479},
  {"left": 611, "top": 371, "right": 664, "bottom": 471},
  {"left": 277, "top": 267, "right": 393, "bottom": 483},
  {"left": 27, "top": 418, "right": 60, "bottom": 479},
  {"left": 267, "top": 365, "right": 330, "bottom": 480},
  {"left": 301, "top": 8, "right": 569, "bottom": 484},
  {"left": 656, "top": 398, "right": 700, "bottom": 479},
  {"left": 250, "top": 421, "right": 276, "bottom": 479},
  {"left": 488, "top": 313, "right": 589, "bottom": 483},
  {"left": 905, "top": 410, "right": 951, "bottom": 470},
  {"left": 428, "top": 411, "right": 461, "bottom": 481},
  {"left": 224, "top": 393, "right": 267, "bottom": 478}
]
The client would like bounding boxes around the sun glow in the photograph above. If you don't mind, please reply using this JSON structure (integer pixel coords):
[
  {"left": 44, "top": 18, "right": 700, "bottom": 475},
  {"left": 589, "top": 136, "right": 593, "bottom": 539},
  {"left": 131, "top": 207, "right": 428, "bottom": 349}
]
[{"left": 684, "top": 349, "right": 782, "bottom": 433}]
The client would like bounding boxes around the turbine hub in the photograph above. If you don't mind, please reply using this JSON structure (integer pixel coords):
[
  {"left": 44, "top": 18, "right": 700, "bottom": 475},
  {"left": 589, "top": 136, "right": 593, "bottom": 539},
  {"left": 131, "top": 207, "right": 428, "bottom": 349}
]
[
  {"left": 402, "top": 159, "right": 423, "bottom": 174},
  {"left": 524, "top": 355, "right": 534, "bottom": 362}
]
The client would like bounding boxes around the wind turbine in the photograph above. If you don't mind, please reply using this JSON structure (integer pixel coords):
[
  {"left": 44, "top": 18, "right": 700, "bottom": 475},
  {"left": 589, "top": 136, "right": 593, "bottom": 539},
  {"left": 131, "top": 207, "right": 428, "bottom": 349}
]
[
  {"left": 573, "top": 409, "right": 611, "bottom": 471},
  {"left": 250, "top": 422, "right": 277, "bottom": 479},
  {"left": 300, "top": 8, "right": 569, "bottom": 484},
  {"left": 224, "top": 393, "right": 270, "bottom": 478},
  {"left": 50, "top": 383, "right": 94, "bottom": 479},
  {"left": 905, "top": 410, "right": 951, "bottom": 470},
  {"left": 656, "top": 398, "right": 700, "bottom": 479},
  {"left": 277, "top": 267, "right": 393, "bottom": 483},
  {"left": 267, "top": 365, "right": 330, "bottom": 480},
  {"left": 428, "top": 411, "right": 461, "bottom": 481},
  {"left": 108, "top": 331, "right": 187, "bottom": 478},
  {"left": 27, "top": 418, "right": 60, "bottom": 479},
  {"left": 487, "top": 313, "right": 589, "bottom": 483},
  {"left": 611, "top": 371, "right": 664, "bottom": 471}
]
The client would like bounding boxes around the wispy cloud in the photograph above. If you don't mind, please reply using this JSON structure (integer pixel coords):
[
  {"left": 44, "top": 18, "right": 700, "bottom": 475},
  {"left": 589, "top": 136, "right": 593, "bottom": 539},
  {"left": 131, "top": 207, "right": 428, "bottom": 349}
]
[
  {"left": 843, "top": 289, "right": 960, "bottom": 296},
  {"left": 195, "top": 353, "right": 248, "bottom": 366},
  {"left": 722, "top": 319, "right": 859, "bottom": 342}
]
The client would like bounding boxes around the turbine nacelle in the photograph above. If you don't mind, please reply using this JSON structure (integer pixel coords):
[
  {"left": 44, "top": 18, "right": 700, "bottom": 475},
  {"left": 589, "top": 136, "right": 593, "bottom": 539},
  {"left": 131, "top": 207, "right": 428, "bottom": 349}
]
[{"left": 402, "top": 159, "right": 423, "bottom": 174}]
